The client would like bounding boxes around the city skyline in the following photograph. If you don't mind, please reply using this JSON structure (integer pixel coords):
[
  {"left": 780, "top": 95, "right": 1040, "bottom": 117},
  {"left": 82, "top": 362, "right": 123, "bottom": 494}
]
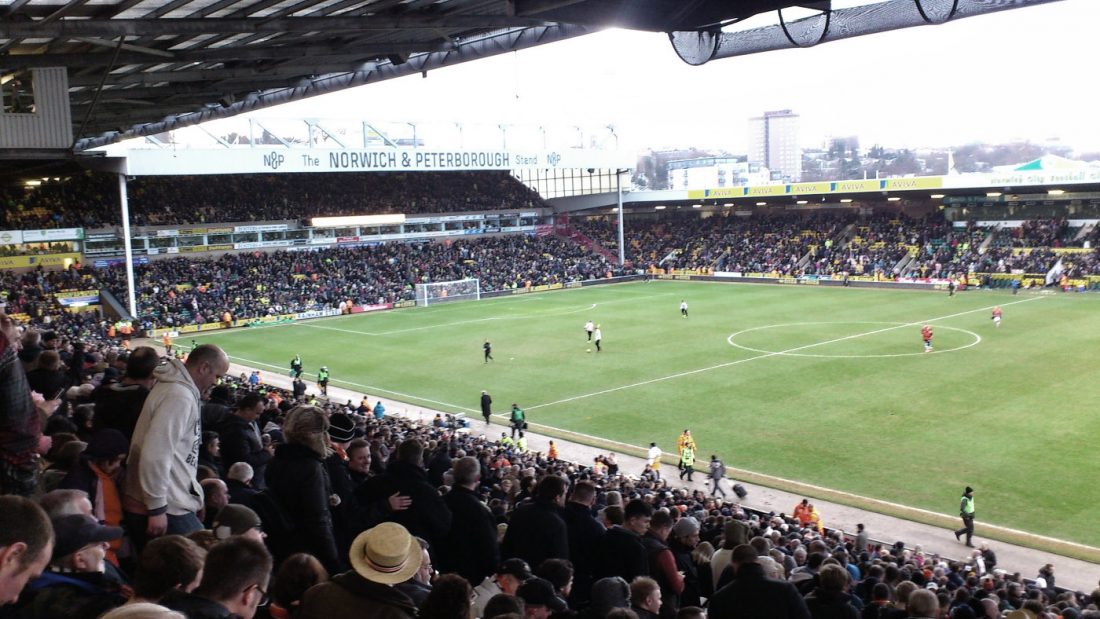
[{"left": 231, "top": 0, "right": 1100, "bottom": 156}]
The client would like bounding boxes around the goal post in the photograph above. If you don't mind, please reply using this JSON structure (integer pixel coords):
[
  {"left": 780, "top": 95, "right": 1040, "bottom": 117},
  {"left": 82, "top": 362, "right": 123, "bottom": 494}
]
[{"left": 415, "top": 279, "right": 481, "bottom": 307}]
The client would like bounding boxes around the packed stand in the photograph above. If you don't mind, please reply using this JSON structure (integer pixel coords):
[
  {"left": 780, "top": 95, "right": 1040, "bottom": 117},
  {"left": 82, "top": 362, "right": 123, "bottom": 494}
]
[
  {"left": 1, "top": 319, "right": 1096, "bottom": 619},
  {"left": 0, "top": 266, "right": 116, "bottom": 346},
  {"left": 963, "top": 247, "right": 1058, "bottom": 275},
  {"left": 0, "top": 170, "right": 548, "bottom": 229},
  {"left": 573, "top": 212, "right": 853, "bottom": 275},
  {"left": 575, "top": 211, "right": 1068, "bottom": 280},
  {"left": 1002, "top": 219, "right": 1075, "bottom": 249},
  {"left": 97, "top": 235, "right": 620, "bottom": 330}
]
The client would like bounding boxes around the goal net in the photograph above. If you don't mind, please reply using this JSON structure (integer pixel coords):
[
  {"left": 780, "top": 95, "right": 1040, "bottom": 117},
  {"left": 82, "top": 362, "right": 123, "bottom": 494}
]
[{"left": 415, "top": 279, "right": 481, "bottom": 307}]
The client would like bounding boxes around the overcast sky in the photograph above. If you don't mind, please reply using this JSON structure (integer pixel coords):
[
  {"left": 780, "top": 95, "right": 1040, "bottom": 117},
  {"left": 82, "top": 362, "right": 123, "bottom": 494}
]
[{"left": 234, "top": 0, "right": 1096, "bottom": 155}]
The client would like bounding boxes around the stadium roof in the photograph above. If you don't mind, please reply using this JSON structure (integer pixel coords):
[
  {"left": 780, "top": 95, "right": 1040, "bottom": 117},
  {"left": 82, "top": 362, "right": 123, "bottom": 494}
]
[{"left": 0, "top": 0, "right": 1063, "bottom": 156}]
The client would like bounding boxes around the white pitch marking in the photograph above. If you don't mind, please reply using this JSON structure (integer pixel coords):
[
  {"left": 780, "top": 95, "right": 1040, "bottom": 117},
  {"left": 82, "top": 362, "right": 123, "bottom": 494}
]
[
  {"left": 299, "top": 302, "right": 599, "bottom": 336},
  {"left": 727, "top": 321, "right": 982, "bottom": 358},
  {"left": 526, "top": 296, "right": 1043, "bottom": 410}
]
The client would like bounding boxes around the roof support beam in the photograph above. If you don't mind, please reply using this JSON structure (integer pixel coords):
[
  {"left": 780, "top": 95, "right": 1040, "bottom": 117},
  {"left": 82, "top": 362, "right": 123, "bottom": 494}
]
[
  {"left": 1, "top": 41, "right": 452, "bottom": 69},
  {"left": 0, "top": 15, "right": 550, "bottom": 38}
]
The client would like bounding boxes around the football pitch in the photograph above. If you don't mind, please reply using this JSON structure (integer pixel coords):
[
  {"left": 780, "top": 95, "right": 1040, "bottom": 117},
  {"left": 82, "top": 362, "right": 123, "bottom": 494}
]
[{"left": 197, "top": 281, "right": 1100, "bottom": 548}]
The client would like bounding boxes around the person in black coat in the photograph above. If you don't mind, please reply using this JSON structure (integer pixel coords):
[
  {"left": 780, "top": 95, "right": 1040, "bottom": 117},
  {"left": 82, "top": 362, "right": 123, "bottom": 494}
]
[
  {"left": 264, "top": 406, "right": 341, "bottom": 574},
  {"left": 90, "top": 346, "right": 157, "bottom": 442},
  {"left": 707, "top": 545, "right": 810, "bottom": 619},
  {"left": 324, "top": 412, "right": 362, "bottom": 555},
  {"left": 803, "top": 564, "right": 860, "bottom": 619},
  {"left": 436, "top": 456, "right": 499, "bottom": 587},
  {"left": 25, "top": 350, "right": 70, "bottom": 401},
  {"left": 225, "top": 463, "right": 259, "bottom": 508},
  {"left": 359, "top": 438, "right": 452, "bottom": 550},
  {"left": 480, "top": 390, "right": 492, "bottom": 425},
  {"left": 668, "top": 517, "right": 703, "bottom": 609},
  {"left": 501, "top": 475, "right": 570, "bottom": 572},
  {"left": 218, "top": 393, "right": 273, "bottom": 489},
  {"left": 562, "top": 480, "right": 605, "bottom": 607},
  {"left": 426, "top": 443, "right": 452, "bottom": 488},
  {"left": 201, "top": 385, "right": 233, "bottom": 434},
  {"left": 596, "top": 499, "right": 652, "bottom": 583}
]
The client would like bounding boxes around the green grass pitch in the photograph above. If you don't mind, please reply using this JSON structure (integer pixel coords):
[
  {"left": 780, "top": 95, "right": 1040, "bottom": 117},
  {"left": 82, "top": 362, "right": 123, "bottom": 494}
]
[{"left": 196, "top": 281, "right": 1100, "bottom": 547}]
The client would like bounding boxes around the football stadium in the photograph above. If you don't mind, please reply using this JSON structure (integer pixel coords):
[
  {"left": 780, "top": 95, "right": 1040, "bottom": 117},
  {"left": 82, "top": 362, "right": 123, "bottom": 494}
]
[
  {"left": 3, "top": 0, "right": 1100, "bottom": 617},
  {"left": 193, "top": 280, "right": 1100, "bottom": 545}
]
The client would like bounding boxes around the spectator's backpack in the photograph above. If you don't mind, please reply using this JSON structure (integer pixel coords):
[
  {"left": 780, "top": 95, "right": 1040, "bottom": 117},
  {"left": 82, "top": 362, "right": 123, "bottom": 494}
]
[{"left": 733, "top": 483, "right": 748, "bottom": 499}]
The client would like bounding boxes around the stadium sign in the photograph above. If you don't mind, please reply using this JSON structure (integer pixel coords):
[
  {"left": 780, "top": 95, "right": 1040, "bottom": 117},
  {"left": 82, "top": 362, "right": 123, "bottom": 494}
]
[
  {"left": 234, "top": 224, "right": 288, "bottom": 233},
  {"left": 22, "top": 228, "right": 83, "bottom": 242},
  {"left": 687, "top": 169, "right": 1100, "bottom": 201},
  {"left": 116, "top": 148, "right": 634, "bottom": 176},
  {"left": 0, "top": 230, "right": 23, "bottom": 245},
  {"left": 1, "top": 228, "right": 84, "bottom": 244},
  {"left": 54, "top": 290, "right": 100, "bottom": 307},
  {"left": 0, "top": 252, "right": 82, "bottom": 269}
]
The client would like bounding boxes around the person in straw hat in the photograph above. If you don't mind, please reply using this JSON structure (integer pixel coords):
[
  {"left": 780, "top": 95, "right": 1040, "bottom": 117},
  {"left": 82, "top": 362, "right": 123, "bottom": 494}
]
[{"left": 297, "top": 522, "right": 421, "bottom": 619}]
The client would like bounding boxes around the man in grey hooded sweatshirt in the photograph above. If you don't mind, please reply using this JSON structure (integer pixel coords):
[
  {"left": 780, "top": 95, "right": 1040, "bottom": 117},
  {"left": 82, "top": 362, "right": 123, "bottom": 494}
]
[{"left": 123, "top": 344, "right": 229, "bottom": 549}]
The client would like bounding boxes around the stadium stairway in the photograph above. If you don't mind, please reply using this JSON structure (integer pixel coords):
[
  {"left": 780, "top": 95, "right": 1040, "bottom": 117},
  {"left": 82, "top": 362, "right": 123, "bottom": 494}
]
[
  {"left": 555, "top": 225, "right": 618, "bottom": 263},
  {"left": 174, "top": 343, "right": 1100, "bottom": 591}
]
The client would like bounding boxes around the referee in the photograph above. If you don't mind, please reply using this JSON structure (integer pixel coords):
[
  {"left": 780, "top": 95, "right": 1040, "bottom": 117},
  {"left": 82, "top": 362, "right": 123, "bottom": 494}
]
[{"left": 483, "top": 339, "right": 494, "bottom": 363}]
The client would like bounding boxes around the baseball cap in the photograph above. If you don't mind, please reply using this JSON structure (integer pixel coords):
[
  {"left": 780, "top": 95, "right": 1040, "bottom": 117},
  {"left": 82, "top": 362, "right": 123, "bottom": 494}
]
[
  {"left": 517, "top": 577, "right": 568, "bottom": 612},
  {"left": 212, "top": 504, "right": 263, "bottom": 540},
  {"left": 497, "top": 558, "right": 532, "bottom": 581},
  {"left": 51, "top": 514, "right": 123, "bottom": 561}
]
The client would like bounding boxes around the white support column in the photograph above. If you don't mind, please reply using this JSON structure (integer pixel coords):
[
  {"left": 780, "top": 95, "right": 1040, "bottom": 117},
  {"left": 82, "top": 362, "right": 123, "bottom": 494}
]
[
  {"left": 117, "top": 174, "right": 137, "bottom": 317},
  {"left": 616, "top": 170, "right": 626, "bottom": 266}
]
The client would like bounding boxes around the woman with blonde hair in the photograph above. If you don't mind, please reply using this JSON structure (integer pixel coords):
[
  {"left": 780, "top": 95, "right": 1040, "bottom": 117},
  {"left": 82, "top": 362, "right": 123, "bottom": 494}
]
[
  {"left": 266, "top": 406, "right": 341, "bottom": 573},
  {"left": 691, "top": 541, "right": 715, "bottom": 601}
]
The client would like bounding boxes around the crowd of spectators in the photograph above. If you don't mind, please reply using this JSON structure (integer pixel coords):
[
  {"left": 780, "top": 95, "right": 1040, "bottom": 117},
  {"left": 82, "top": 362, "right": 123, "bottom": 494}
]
[
  {"left": 1, "top": 315, "right": 1096, "bottom": 619},
  {"left": 0, "top": 171, "right": 547, "bottom": 229},
  {"left": 0, "top": 267, "right": 110, "bottom": 345},
  {"left": 575, "top": 212, "right": 1100, "bottom": 279},
  {"left": 574, "top": 213, "right": 852, "bottom": 275},
  {"left": 1002, "top": 220, "right": 1076, "bottom": 249},
  {"left": 0, "top": 243, "right": 76, "bottom": 258},
  {"left": 97, "top": 235, "right": 621, "bottom": 330}
]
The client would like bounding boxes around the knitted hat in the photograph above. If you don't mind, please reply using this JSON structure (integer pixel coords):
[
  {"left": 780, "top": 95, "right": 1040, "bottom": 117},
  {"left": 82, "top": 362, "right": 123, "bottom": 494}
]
[
  {"left": 672, "top": 516, "right": 700, "bottom": 538},
  {"left": 328, "top": 412, "right": 356, "bottom": 443},
  {"left": 83, "top": 429, "right": 129, "bottom": 460},
  {"left": 589, "top": 577, "right": 630, "bottom": 611}
]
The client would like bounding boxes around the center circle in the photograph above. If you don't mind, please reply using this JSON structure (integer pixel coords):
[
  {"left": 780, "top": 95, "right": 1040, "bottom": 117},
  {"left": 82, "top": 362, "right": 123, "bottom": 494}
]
[{"left": 726, "top": 321, "right": 982, "bottom": 358}]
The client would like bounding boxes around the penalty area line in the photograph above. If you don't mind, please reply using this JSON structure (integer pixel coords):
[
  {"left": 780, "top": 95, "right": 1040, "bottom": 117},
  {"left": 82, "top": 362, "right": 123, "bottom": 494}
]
[{"left": 526, "top": 296, "right": 1044, "bottom": 411}]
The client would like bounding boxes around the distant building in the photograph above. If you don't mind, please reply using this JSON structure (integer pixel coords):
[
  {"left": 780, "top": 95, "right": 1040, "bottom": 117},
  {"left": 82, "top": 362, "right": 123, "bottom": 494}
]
[
  {"left": 666, "top": 157, "right": 771, "bottom": 190},
  {"left": 748, "top": 110, "right": 802, "bottom": 182}
]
